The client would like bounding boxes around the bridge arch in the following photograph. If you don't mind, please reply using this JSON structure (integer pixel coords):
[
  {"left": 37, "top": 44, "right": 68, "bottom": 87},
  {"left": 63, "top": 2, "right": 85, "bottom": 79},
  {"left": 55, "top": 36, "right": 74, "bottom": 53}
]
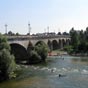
[
  {"left": 35, "top": 41, "right": 46, "bottom": 46},
  {"left": 10, "top": 43, "right": 28, "bottom": 63},
  {"left": 66, "top": 39, "right": 70, "bottom": 46},
  {"left": 52, "top": 40, "right": 58, "bottom": 50},
  {"left": 47, "top": 40, "right": 52, "bottom": 50},
  {"left": 58, "top": 39, "right": 62, "bottom": 49},
  {"left": 62, "top": 39, "right": 66, "bottom": 48}
]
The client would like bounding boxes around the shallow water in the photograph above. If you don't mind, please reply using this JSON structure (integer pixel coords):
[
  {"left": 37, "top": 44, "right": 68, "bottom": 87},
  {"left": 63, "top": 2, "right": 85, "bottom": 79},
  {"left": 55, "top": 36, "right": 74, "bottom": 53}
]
[{"left": 0, "top": 56, "right": 88, "bottom": 88}]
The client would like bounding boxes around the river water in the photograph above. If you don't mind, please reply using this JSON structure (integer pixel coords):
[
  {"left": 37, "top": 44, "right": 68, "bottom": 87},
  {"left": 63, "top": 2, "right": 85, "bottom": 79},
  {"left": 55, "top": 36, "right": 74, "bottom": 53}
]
[{"left": 0, "top": 56, "right": 88, "bottom": 88}]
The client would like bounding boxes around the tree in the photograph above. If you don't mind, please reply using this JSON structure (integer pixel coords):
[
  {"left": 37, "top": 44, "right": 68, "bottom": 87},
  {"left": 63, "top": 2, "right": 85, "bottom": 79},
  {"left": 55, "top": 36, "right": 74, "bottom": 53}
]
[
  {"left": 27, "top": 50, "right": 41, "bottom": 64},
  {"left": 70, "top": 27, "right": 79, "bottom": 50},
  {"left": 62, "top": 32, "right": 69, "bottom": 35},
  {"left": 79, "top": 30, "right": 84, "bottom": 43},
  {"left": 8, "top": 31, "right": 13, "bottom": 35},
  {"left": 57, "top": 32, "right": 61, "bottom": 35},
  {"left": 27, "top": 41, "right": 48, "bottom": 64},
  {"left": 69, "top": 27, "right": 88, "bottom": 54},
  {"left": 35, "top": 41, "right": 48, "bottom": 61},
  {"left": 0, "top": 49, "right": 16, "bottom": 80},
  {"left": 0, "top": 34, "right": 11, "bottom": 51},
  {"left": 84, "top": 27, "right": 88, "bottom": 42},
  {"left": 16, "top": 32, "right": 19, "bottom": 36},
  {"left": 27, "top": 41, "right": 41, "bottom": 64},
  {"left": 0, "top": 34, "right": 16, "bottom": 81},
  {"left": 77, "top": 30, "right": 86, "bottom": 52}
]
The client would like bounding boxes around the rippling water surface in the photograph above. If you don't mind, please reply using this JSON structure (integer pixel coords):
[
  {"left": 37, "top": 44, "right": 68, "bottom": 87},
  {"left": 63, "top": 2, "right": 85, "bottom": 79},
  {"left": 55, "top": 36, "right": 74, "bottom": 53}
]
[{"left": 0, "top": 56, "right": 88, "bottom": 88}]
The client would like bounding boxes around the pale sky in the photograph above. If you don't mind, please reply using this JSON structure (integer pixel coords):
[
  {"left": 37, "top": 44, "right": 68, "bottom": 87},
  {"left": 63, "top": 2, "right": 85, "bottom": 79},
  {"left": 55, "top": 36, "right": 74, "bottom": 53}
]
[{"left": 0, "top": 0, "right": 88, "bottom": 34}]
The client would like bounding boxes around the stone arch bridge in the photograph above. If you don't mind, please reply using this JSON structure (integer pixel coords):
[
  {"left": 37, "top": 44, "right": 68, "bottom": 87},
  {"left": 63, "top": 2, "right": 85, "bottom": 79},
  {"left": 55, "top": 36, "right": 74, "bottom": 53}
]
[{"left": 7, "top": 35, "right": 71, "bottom": 61}]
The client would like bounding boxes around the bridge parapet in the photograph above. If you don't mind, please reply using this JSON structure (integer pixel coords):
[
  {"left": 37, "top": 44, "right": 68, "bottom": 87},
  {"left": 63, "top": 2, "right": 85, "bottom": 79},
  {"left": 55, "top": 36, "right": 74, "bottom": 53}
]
[
  {"left": 6, "top": 35, "right": 70, "bottom": 41},
  {"left": 6, "top": 35, "right": 71, "bottom": 50}
]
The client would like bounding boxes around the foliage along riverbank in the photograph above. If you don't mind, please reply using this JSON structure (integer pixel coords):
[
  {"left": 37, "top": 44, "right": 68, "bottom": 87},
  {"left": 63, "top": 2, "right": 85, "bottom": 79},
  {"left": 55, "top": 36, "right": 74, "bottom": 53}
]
[
  {"left": 0, "top": 33, "right": 17, "bottom": 81},
  {"left": 27, "top": 41, "right": 49, "bottom": 64},
  {"left": 63, "top": 27, "right": 88, "bottom": 56}
]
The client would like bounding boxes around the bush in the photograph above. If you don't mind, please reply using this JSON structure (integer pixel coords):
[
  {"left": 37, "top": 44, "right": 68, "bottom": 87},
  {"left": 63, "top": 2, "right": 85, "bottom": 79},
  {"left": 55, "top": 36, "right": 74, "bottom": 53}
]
[
  {"left": 35, "top": 43, "right": 48, "bottom": 61},
  {"left": 0, "top": 35, "right": 10, "bottom": 51},
  {"left": 0, "top": 34, "right": 16, "bottom": 81},
  {"left": 64, "top": 45, "right": 74, "bottom": 54},
  {"left": 27, "top": 41, "right": 48, "bottom": 64},
  {"left": 27, "top": 50, "right": 41, "bottom": 64},
  {"left": 0, "top": 49, "right": 16, "bottom": 80}
]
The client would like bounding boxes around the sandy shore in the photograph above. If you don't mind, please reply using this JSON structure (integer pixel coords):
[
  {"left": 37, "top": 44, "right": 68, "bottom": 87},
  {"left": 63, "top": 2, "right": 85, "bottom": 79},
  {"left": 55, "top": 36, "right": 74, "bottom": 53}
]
[{"left": 48, "top": 50, "right": 68, "bottom": 56}]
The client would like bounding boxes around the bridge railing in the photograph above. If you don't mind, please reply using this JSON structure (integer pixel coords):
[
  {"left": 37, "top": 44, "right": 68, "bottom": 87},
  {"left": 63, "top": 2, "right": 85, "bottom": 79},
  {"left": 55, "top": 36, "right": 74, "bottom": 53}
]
[{"left": 6, "top": 35, "right": 71, "bottom": 41}]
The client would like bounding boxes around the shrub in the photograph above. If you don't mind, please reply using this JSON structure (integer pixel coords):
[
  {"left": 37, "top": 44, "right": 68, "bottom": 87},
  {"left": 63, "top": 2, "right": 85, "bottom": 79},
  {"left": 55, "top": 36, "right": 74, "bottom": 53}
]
[
  {"left": 0, "top": 34, "right": 10, "bottom": 51},
  {"left": 64, "top": 45, "right": 74, "bottom": 54},
  {"left": 0, "top": 34, "right": 16, "bottom": 81},
  {"left": 0, "top": 49, "right": 16, "bottom": 80},
  {"left": 27, "top": 50, "right": 41, "bottom": 64},
  {"left": 35, "top": 43, "right": 48, "bottom": 61},
  {"left": 27, "top": 41, "right": 48, "bottom": 64}
]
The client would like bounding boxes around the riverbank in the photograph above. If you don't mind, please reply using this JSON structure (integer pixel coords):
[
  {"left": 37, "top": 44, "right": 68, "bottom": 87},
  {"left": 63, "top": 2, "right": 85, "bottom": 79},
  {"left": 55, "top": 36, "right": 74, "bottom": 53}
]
[
  {"left": 48, "top": 50, "right": 88, "bottom": 57},
  {"left": 48, "top": 50, "right": 68, "bottom": 56}
]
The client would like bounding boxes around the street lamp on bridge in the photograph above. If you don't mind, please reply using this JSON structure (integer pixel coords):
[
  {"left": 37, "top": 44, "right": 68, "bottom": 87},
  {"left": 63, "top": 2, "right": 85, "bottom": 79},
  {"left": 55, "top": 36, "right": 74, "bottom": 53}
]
[
  {"left": 28, "top": 22, "right": 31, "bottom": 35},
  {"left": 5, "top": 24, "right": 8, "bottom": 34}
]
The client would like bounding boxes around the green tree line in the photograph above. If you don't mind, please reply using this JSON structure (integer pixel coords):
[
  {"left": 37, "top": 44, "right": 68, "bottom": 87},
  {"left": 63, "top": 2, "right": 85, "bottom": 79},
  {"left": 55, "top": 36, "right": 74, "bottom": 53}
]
[{"left": 65, "top": 27, "right": 88, "bottom": 54}]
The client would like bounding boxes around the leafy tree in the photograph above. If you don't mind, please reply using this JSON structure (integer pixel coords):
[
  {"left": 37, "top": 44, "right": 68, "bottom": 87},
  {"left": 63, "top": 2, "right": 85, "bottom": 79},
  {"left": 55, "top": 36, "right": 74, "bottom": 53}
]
[
  {"left": 35, "top": 42, "right": 48, "bottom": 61},
  {"left": 57, "top": 32, "right": 61, "bottom": 35},
  {"left": 0, "top": 34, "right": 16, "bottom": 81},
  {"left": 77, "top": 30, "right": 86, "bottom": 52},
  {"left": 27, "top": 50, "right": 41, "bottom": 64},
  {"left": 8, "top": 31, "right": 13, "bottom": 35},
  {"left": 27, "top": 41, "right": 48, "bottom": 64},
  {"left": 70, "top": 27, "right": 79, "bottom": 50},
  {"left": 0, "top": 35, "right": 10, "bottom": 51},
  {"left": 16, "top": 32, "right": 19, "bottom": 36},
  {"left": 78, "top": 42, "right": 86, "bottom": 53},
  {"left": 63, "top": 32, "right": 69, "bottom": 35},
  {"left": 85, "top": 27, "right": 88, "bottom": 42},
  {"left": 79, "top": 30, "right": 84, "bottom": 43},
  {"left": 69, "top": 27, "right": 88, "bottom": 54},
  {"left": 63, "top": 45, "right": 73, "bottom": 54},
  {"left": 0, "top": 49, "right": 16, "bottom": 80}
]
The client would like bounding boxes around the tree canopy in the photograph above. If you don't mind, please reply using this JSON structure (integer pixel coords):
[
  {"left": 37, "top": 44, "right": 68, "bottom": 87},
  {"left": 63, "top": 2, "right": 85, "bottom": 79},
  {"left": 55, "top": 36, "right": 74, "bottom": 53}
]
[
  {"left": 27, "top": 41, "right": 48, "bottom": 64},
  {"left": 69, "top": 27, "right": 88, "bottom": 54},
  {"left": 0, "top": 34, "right": 16, "bottom": 81}
]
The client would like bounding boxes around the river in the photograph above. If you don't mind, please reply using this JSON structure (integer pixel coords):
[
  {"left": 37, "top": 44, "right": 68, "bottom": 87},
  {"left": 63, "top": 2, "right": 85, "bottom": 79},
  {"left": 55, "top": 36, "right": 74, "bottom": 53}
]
[{"left": 0, "top": 55, "right": 88, "bottom": 88}]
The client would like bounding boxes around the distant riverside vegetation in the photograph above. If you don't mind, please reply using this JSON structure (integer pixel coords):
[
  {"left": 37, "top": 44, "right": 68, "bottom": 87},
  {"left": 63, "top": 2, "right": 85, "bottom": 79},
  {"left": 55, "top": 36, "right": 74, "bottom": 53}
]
[
  {"left": 67, "top": 27, "right": 88, "bottom": 55},
  {"left": 0, "top": 27, "right": 88, "bottom": 81}
]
